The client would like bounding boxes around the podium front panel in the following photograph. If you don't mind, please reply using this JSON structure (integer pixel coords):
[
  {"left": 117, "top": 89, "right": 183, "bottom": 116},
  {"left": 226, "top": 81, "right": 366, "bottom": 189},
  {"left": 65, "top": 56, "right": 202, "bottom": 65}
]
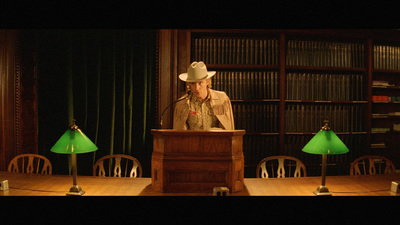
[{"left": 151, "top": 129, "right": 245, "bottom": 193}]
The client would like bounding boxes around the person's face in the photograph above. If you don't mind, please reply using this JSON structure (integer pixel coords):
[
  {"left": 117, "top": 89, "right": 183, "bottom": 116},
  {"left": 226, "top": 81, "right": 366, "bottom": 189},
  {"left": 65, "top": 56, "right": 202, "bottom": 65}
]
[{"left": 187, "top": 79, "right": 210, "bottom": 101}]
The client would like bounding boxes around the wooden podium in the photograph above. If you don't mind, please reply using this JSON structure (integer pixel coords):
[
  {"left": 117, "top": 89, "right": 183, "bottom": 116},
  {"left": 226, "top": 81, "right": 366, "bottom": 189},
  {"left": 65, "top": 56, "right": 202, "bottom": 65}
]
[{"left": 151, "top": 129, "right": 245, "bottom": 193}]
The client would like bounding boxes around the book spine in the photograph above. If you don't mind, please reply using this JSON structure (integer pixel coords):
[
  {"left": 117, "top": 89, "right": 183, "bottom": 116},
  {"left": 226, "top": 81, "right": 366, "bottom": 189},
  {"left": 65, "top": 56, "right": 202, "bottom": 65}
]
[
  {"left": 286, "top": 40, "right": 365, "bottom": 68},
  {"left": 374, "top": 44, "right": 400, "bottom": 70},
  {"left": 285, "top": 103, "right": 366, "bottom": 133},
  {"left": 192, "top": 37, "right": 279, "bottom": 65},
  {"left": 285, "top": 73, "right": 364, "bottom": 101}
]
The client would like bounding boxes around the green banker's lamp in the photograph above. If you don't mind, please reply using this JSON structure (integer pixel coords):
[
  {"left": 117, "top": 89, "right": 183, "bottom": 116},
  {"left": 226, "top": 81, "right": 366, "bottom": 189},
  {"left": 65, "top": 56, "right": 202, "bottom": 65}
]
[
  {"left": 302, "top": 120, "right": 349, "bottom": 196},
  {"left": 51, "top": 120, "right": 98, "bottom": 196}
]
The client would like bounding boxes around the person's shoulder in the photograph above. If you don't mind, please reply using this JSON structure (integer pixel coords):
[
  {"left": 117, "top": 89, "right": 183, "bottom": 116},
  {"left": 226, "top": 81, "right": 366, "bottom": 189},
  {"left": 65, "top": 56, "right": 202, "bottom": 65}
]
[
  {"left": 211, "top": 89, "right": 227, "bottom": 96},
  {"left": 178, "top": 95, "right": 188, "bottom": 100},
  {"left": 213, "top": 90, "right": 230, "bottom": 99},
  {"left": 176, "top": 95, "right": 189, "bottom": 107}
]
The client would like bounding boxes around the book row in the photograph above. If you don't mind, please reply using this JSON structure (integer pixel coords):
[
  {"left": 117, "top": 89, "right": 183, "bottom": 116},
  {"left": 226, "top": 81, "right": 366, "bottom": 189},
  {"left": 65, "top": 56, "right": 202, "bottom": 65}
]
[
  {"left": 371, "top": 142, "right": 386, "bottom": 148},
  {"left": 372, "top": 80, "right": 395, "bottom": 87},
  {"left": 192, "top": 38, "right": 279, "bottom": 65},
  {"left": 212, "top": 71, "right": 366, "bottom": 101},
  {"left": 371, "top": 127, "right": 391, "bottom": 132},
  {"left": 372, "top": 112, "right": 400, "bottom": 118},
  {"left": 232, "top": 103, "right": 279, "bottom": 133},
  {"left": 285, "top": 104, "right": 366, "bottom": 133},
  {"left": 371, "top": 123, "right": 400, "bottom": 132},
  {"left": 374, "top": 45, "right": 400, "bottom": 70},
  {"left": 372, "top": 96, "right": 400, "bottom": 102},
  {"left": 192, "top": 39, "right": 400, "bottom": 71},
  {"left": 232, "top": 102, "right": 367, "bottom": 133},
  {"left": 212, "top": 70, "right": 279, "bottom": 100},
  {"left": 286, "top": 40, "right": 365, "bottom": 68},
  {"left": 242, "top": 135, "right": 279, "bottom": 166},
  {"left": 286, "top": 73, "right": 365, "bottom": 101}
]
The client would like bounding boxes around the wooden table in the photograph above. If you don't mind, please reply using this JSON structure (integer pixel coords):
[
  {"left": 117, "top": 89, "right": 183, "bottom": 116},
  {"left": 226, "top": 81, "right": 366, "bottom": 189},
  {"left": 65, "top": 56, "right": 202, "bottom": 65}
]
[
  {"left": 0, "top": 171, "right": 399, "bottom": 196},
  {"left": 244, "top": 174, "right": 400, "bottom": 196}
]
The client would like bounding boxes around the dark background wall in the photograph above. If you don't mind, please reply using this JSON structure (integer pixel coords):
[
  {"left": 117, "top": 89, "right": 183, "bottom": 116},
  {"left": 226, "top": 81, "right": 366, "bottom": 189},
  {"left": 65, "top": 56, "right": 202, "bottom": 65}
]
[{"left": 1, "top": 30, "right": 157, "bottom": 177}]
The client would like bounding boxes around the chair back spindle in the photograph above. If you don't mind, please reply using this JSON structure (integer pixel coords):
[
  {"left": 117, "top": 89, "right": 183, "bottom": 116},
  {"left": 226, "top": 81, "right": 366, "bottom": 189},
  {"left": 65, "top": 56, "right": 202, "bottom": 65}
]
[
  {"left": 93, "top": 154, "right": 142, "bottom": 178},
  {"left": 256, "top": 156, "right": 307, "bottom": 178},
  {"left": 8, "top": 154, "right": 52, "bottom": 175},
  {"left": 350, "top": 155, "right": 395, "bottom": 175}
]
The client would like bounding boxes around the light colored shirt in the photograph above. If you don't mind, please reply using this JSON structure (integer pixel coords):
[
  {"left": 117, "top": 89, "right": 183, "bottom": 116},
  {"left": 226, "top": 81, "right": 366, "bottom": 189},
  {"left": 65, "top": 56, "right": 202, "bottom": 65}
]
[
  {"left": 173, "top": 89, "right": 235, "bottom": 130},
  {"left": 186, "top": 93, "right": 222, "bottom": 130}
]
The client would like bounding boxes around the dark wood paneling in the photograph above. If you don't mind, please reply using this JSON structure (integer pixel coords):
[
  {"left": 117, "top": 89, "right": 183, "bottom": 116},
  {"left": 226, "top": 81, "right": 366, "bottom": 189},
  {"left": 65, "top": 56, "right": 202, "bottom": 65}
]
[
  {"left": 0, "top": 30, "right": 38, "bottom": 171},
  {"left": 17, "top": 31, "right": 38, "bottom": 155},
  {"left": 0, "top": 30, "right": 18, "bottom": 171}
]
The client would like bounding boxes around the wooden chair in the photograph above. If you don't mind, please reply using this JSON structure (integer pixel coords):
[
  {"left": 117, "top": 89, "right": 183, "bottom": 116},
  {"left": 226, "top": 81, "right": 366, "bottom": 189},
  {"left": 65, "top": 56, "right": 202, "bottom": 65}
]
[
  {"left": 256, "top": 155, "right": 307, "bottom": 178},
  {"left": 93, "top": 154, "right": 142, "bottom": 178},
  {"left": 350, "top": 155, "right": 396, "bottom": 175},
  {"left": 7, "top": 154, "right": 52, "bottom": 175}
]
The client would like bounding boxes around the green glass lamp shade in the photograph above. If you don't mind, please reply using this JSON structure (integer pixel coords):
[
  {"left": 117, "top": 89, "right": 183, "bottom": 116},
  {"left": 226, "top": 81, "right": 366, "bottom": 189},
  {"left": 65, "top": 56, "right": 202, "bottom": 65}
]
[
  {"left": 51, "top": 128, "right": 98, "bottom": 154},
  {"left": 302, "top": 129, "right": 349, "bottom": 155}
]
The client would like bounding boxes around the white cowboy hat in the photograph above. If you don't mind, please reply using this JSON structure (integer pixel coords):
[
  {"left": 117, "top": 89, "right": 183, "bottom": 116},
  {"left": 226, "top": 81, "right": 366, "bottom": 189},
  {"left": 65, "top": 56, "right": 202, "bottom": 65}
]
[{"left": 178, "top": 61, "right": 216, "bottom": 82}]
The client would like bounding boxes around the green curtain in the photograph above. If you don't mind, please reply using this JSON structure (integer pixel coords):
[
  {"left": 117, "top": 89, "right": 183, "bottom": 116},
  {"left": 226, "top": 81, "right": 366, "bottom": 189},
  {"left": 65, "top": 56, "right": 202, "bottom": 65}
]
[{"left": 37, "top": 30, "right": 156, "bottom": 176}]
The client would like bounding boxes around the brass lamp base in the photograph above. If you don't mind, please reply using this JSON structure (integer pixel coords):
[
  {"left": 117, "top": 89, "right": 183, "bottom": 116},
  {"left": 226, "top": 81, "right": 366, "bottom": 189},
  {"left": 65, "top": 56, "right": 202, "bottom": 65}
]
[
  {"left": 66, "top": 185, "right": 85, "bottom": 196},
  {"left": 313, "top": 185, "right": 332, "bottom": 196}
]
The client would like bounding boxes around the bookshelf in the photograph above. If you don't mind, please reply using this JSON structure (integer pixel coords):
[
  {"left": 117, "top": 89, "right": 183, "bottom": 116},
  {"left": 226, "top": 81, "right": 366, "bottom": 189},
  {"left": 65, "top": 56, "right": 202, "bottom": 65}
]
[
  {"left": 371, "top": 43, "right": 400, "bottom": 160},
  {"left": 157, "top": 29, "right": 400, "bottom": 177}
]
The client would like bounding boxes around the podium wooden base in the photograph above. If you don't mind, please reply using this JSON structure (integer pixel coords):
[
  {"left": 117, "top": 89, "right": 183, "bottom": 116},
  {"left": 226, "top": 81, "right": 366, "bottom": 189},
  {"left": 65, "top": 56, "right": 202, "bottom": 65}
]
[{"left": 151, "top": 130, "right": 245, "bottom": 193}]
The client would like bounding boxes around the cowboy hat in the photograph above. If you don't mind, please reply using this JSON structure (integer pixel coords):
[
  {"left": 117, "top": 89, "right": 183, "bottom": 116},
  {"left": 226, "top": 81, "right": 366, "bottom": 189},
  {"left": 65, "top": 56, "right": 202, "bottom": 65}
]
[{"left": 178, "top": 61, "right": 216, "bottom": 82}]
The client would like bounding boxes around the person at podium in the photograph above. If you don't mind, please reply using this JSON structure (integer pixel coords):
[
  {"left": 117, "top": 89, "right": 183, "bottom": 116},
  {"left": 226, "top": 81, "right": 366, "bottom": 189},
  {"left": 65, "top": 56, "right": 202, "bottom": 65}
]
[{"left": 173, "top": 61, "right": 235, "bottom": 130}]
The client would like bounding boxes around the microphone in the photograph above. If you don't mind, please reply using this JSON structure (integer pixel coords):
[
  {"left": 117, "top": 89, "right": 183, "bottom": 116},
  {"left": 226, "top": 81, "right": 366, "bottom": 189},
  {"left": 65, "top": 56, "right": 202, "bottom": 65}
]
[{"left": 160, "top": 90, "right": 192, "bottom": 127}]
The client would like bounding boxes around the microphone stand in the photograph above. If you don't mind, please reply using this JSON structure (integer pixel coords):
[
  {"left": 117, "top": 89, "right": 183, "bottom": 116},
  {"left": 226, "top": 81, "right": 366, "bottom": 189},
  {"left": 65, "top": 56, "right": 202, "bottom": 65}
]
[{"left": 160, "top": 90, "right": 192, "bottom": 128}]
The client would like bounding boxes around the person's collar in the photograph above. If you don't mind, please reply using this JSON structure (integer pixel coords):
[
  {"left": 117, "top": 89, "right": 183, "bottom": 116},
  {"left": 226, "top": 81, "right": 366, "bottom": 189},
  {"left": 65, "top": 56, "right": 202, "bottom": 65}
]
[
  {"left": 192, "top": 89, "right": 211, "bottom": 103},
  {"left": 209, "top": 89, "right": 220, "bottom": 101},
  {"left": 204, "top": 89, "right": 211, "bottom": 101}
]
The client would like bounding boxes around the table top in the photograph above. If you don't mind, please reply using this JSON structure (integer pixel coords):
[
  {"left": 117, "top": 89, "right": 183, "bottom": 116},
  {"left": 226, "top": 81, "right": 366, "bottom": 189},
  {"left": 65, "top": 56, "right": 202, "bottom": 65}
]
[{"left": 1, "top": 171, "right": 399, "bottom": 196}]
